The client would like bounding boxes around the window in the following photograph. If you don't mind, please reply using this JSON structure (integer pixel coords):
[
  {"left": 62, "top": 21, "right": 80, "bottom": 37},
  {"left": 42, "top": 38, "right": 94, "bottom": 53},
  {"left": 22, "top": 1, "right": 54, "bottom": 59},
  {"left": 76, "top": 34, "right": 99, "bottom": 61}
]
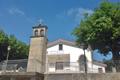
[
  {"left": 98, "top": 68, "right": 103, "bottom": 73},
  {"left": 59, "top": 44, "right": 63, "bottom": 50},
  {"left": 56, "top": 62, "right": 63, "bottom": 70},
  {"left": 40, "top": 29, "right": 44, "bottom": 37},
  {"left": 34, "top": 30, "right": 38, "bottom": 36}
]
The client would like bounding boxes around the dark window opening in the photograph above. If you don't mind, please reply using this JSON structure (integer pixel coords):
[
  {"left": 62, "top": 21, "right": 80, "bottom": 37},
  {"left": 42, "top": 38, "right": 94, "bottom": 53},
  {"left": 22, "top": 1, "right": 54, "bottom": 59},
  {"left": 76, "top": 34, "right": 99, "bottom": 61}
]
[
  {"left": 56, "top": 62, "right": 63, "bottom": 70},
  {"left": 59, "top": 44, "right": 63, "bottom": 50},
  {"left": 40, "top": 29, "right": 44, "bottom": 37},
  {"left": 34, "top": 30, "right": 38, "bottom": 36},
  {"left": 98, "top": 68, "right": 103, "bottom": 73}
]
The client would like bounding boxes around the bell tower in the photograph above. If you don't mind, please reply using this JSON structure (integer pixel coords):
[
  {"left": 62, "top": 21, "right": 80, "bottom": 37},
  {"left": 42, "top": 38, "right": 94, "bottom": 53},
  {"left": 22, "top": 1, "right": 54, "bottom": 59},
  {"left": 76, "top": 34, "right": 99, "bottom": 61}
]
[{"left": 27, "top": 24, "right": 48, "bottom": 73}]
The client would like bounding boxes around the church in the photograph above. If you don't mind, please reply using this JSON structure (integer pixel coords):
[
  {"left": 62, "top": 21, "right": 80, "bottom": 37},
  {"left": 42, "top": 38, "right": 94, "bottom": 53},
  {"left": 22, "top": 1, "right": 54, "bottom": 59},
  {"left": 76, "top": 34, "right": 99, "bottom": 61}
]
[{"left": 0, "top": 24, "right": 106, "bottom": 73}]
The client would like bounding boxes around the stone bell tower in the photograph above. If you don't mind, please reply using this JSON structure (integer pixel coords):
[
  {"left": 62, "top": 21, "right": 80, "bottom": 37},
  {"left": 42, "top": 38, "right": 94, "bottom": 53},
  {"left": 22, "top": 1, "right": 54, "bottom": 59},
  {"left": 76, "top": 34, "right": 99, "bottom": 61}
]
[{"left": 27, "top": 24, "right": 48, "bottom": 73}]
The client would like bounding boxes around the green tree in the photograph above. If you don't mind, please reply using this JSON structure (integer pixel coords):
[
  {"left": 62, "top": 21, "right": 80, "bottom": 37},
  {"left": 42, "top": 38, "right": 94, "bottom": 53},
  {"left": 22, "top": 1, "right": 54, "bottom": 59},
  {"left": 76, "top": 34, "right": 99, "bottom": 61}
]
[
  {"left": 0, "top": 29, "right": 9, "bottom": 61},
  {"left": 8, "top": 35, "right": 29, "bottom": 60},
  {"left": 0, "top": 29, "right": 29, "bottom": 61},
  {"left": 72, "top": 1, "right": 120, "bottom": 71}
]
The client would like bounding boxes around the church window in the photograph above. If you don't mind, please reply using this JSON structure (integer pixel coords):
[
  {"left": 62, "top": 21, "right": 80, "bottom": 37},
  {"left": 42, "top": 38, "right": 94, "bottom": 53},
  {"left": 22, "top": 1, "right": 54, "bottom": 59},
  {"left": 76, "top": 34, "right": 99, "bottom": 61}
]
[
  {"left": 98, "top": 68, "right": 103, "bottom": 73},
  {"left": 40, "top": 29, "right": 44, "bottom": 37},
  {"left": 34, "top": 30, "right": 38, "bottom": 36},
  {"left": 56, "top": 62, "right": 63, "bottom": 70},
  {"left": 59, "top": 44, "right": 63, "bottom": 50}
]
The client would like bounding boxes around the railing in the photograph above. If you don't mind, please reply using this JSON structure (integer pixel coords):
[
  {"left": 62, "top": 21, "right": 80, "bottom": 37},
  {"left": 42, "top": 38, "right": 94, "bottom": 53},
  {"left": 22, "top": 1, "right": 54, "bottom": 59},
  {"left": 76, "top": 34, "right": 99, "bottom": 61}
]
[
  {"left": 0, "top": 64, "right": 26, "bottom": 73},
  {"left": 0, "top": 60, "right": 120, "bottom": 73},
  {"left": 45, "top": 62, "right": 105, "bottom": 73}
]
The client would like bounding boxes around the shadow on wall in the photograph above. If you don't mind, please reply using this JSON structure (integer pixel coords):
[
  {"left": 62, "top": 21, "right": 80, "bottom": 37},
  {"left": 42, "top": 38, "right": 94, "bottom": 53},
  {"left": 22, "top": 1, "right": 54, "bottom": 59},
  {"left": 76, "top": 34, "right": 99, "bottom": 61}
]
[{"left": 78, "top": 55, "right": 88, "bottom": 72}]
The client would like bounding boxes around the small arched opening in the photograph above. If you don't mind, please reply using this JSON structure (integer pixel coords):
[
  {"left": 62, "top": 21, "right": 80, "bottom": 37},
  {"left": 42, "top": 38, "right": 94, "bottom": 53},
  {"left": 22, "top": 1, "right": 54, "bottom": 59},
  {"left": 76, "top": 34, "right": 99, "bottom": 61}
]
[
  {"left": 40, "top": 29, "right": 44, "bottom": 37},
  {"left": 34, "top": 30, "right": 38, "bottom": 36}
]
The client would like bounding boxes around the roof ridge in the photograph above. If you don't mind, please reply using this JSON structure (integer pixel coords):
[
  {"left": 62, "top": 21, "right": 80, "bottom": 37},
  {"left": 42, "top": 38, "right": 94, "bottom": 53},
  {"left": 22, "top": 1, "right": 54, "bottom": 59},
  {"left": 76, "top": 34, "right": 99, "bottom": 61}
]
[{"left": 47, "top": 38, "right": 76, "bottom": 48}]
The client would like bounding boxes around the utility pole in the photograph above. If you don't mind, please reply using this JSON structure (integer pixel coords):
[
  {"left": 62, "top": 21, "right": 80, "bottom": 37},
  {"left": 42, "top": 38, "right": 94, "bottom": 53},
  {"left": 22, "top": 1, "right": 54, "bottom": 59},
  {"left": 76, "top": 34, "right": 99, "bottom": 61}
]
[{"left": 4, "top": 46, "right": 11, "bottom": 72}]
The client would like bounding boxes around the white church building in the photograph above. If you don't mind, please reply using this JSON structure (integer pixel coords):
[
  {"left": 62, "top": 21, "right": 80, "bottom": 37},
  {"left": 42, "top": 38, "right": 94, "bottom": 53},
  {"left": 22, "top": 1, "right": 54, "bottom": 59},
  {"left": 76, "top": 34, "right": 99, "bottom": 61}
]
[
  {"left": 46, "top": 39, "right": 106, "bottom": 73},
  {"left": 0, "top": 24, "right": 106, "bottom": 73}
]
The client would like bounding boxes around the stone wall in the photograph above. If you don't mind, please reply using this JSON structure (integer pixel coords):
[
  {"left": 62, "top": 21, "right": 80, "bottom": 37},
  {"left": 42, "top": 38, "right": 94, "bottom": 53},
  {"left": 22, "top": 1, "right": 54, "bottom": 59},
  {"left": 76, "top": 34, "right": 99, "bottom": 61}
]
[
  {"left": 47, "top": 54, "right": 70, "bottom": 63},
  {"left": 0, "top": 72, "right": 120, "bottom": 80},
  {"left": 0, "top": 72, "right": 44, "bottom": 80},
  {"left": 44, "top": 73, "right": 120, "bottom": 80}
]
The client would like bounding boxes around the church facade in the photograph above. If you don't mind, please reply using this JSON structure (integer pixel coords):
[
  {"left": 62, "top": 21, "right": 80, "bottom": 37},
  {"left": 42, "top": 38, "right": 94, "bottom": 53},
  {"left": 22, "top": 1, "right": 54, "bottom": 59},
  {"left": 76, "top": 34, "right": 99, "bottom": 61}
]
[
  {"left": 46, "top": 39, "right": 106, "bottom": 73},
  {"left": 0, "top": 24, "right": 106, "bottom": 73}
]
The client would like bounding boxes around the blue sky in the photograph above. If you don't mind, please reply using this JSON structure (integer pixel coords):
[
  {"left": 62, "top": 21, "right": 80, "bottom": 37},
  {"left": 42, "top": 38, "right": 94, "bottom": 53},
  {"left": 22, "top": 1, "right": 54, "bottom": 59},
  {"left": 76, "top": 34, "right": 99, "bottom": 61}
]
[
  {"left": 0, "top": 0, "right": 119, "bottom": 61},
  {"left": 0, "top": 0, "right": 119, "bottom": 43}
]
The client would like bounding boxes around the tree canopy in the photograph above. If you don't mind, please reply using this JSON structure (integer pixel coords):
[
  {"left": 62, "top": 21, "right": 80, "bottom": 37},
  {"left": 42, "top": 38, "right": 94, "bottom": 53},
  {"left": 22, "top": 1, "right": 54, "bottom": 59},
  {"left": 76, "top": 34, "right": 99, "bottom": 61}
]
[
  {"left": 0, "top": 29, "right": 29, "bottom": 62},
  {"left": 72, "top": 1, "right": 120, "bottom": 58}
]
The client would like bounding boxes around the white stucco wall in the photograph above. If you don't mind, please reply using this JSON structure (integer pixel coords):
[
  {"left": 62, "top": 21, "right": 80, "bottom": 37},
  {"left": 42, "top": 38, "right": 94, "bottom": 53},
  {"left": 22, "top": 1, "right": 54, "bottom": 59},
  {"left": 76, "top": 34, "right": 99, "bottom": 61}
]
[
  {"left": 47, "top": 44, "right": 92, "bottom": 62},
  {"left": 47, "top": 43, "right": 106, "bottom": 73},
  {"left": 92, "top": 64, "right": 106, "bottom": 73}
]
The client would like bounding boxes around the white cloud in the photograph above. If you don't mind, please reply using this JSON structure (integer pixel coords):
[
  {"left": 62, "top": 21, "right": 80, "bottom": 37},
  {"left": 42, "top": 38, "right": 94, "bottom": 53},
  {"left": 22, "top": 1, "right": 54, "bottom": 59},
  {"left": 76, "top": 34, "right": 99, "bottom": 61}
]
[
  {"left": 67, "top": 8, "right": 75, "bottom": 16},
  {"left": 67, "top": 8, "right": 93, "bottom": 23},
  {"left": 56, "top": 8, "right": 93, "bottom": 23},
  {"left": 8, "top": 8, "right": 25, "bottom": 15},
  {"left": 67, "top": 8, "right": 93, "bottom": 16},
  {"left": 8, "top": 8, "right": 35, "bottom": 24},
  {"left": 8, "top": 8, "right": 45, "bottom": 25}
]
